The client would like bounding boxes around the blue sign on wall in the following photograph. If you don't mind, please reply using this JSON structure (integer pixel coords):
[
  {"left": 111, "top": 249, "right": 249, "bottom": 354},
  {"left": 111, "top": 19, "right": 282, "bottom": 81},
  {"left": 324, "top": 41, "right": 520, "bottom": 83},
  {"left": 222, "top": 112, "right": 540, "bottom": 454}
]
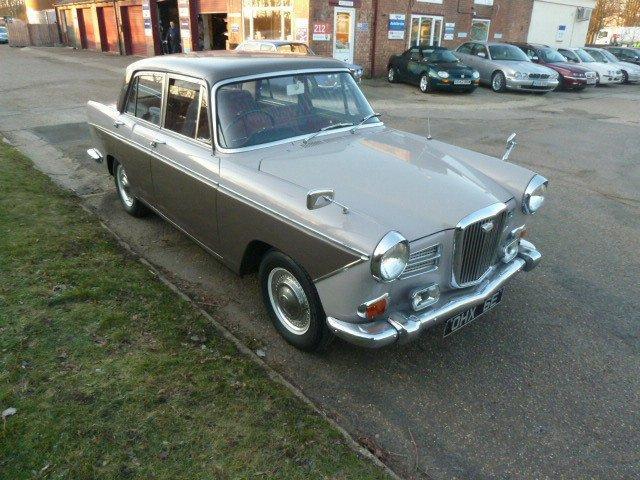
[{"left": 388, "top": 14, "right": 405, "bottom": 40}]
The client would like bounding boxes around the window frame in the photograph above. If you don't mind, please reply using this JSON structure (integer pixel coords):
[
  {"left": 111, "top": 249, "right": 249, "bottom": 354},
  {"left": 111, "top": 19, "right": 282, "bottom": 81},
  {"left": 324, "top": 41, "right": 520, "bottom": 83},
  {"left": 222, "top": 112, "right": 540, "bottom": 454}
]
[
  {"left": 163, "top": 73, "right": 212, "bottom": 144},
  {"left": 470, "top": 19, "right": 491, "bottom": 43}
]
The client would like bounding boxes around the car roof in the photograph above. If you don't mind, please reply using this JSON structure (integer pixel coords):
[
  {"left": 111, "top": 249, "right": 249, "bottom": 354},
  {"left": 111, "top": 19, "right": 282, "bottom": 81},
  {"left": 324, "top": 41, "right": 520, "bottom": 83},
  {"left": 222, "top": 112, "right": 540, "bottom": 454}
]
[{"left": 125, "top": 51, "right": 347, "bottom": 84}]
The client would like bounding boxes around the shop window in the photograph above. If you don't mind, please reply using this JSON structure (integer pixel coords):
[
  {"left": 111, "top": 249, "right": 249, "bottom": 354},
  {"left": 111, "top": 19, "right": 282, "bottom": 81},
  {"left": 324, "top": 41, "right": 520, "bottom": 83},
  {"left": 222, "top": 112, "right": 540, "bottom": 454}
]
[
  {"left": 242, "top": 0, "right": 292, "bottom": 41},
  {"left": 470, "top": 19, "right": 490, "bottom": 42}
]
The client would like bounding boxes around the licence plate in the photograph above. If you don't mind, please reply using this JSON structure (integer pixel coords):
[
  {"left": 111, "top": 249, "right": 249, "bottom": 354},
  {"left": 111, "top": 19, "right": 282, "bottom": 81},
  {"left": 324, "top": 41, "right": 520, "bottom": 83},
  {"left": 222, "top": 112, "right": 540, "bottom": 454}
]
[
  {"left": 443, "top": 289, "right": 503, "bottom": 337},
  {"left": 454, "top": 79, "right": 472, "bottom": 85},
  {"left": 532, "top": 80, "right": 546, "bottom": 87},
  {"left": 586, "top": 78, "right": 596, "bottom": 84}
]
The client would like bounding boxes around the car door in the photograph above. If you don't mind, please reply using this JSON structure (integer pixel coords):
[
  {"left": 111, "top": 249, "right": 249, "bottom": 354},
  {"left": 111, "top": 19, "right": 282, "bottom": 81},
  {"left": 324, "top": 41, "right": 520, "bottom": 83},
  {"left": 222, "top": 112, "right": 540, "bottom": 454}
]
[
  {"left": 150, "top": 75, "right": 221, "bottom": 252},
  {"left": 395, "top": 49, "right": 413, "bottom": 80},
  {"left": 406, "top": 47, "right": 424, "bottom": 84},
  {"left": 471, "top": 43, "right": 491, "bottom": 82},
  {"left": 120, "top": 72, "right": 164, "bottom": 201}
]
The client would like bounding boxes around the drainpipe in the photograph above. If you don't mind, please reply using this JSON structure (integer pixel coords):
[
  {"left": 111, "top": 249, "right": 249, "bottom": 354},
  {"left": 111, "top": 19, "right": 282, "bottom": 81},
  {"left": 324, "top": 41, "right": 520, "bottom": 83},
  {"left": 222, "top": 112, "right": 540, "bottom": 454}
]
[{"left": 369, "top": 0, "right": 379, "bottom": 78}]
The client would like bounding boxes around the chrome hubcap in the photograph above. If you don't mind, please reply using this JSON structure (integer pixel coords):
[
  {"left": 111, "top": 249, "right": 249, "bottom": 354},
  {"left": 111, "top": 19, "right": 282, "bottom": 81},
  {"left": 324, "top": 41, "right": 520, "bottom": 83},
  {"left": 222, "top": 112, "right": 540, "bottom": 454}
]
[
  {"left": 267, "top": 267, "right": 311, "bottom": 335},
  {"left": 388, "top": 68, "right": 394, "bottom": 81},
  {"left": 493, "top": 75, "right": 503, "bottom": 91},
  {"left": 420, "top": 76, "right": 428, "bottom": 91},
  {"left": 116, "top": 164, "right": 134, "bottom": 208}
]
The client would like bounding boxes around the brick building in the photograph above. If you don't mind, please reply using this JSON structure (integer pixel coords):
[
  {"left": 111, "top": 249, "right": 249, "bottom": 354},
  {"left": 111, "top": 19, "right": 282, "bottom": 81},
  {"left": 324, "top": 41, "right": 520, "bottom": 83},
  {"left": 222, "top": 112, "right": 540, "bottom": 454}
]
[{"left": 54, "top": 0, "right": 595, "bottom": 76}]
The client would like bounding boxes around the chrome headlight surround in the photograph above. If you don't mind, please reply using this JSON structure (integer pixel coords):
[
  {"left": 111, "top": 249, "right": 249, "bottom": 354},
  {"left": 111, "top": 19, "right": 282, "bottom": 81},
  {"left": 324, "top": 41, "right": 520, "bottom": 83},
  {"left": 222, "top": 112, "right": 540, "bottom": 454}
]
[
  {"left": 371, "top": 231, "right": 409, "bottom": 282},
  {"left": 522, "top": 174, "right": 549, "bottom": 214}
]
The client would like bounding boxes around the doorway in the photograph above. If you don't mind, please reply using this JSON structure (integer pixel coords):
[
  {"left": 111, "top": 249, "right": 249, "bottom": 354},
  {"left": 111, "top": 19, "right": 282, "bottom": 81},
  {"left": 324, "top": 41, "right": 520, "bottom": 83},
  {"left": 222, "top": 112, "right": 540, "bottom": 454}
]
[
  {"left": 409, "top": 15, "right": 443, "bottom": 48},
  {"left": 157, "top": 0, "right": 179, "bottom": 53},
  {"left": 199, "top": 13, "right": 227, "bottom": 50},
  {"left": 333, "top": 7, "right": 355, "bottom": 64}
]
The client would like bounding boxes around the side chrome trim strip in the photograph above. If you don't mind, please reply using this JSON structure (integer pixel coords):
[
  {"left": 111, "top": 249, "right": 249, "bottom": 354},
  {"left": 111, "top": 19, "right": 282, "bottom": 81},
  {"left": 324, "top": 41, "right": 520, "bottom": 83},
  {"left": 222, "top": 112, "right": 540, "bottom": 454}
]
[{"left": 313, "top": 257, "right": 368, "bottom": 283}]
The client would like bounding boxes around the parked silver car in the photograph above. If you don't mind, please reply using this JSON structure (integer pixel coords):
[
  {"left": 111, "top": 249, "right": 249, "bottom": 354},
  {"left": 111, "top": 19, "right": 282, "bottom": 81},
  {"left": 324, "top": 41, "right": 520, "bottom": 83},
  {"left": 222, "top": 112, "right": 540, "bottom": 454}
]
[
  {"left": 455, "top": 41, "right": 559, "bottom": 93},
  {"left": 87, "top": 53, "right": 548, "bottom": 350},
  {"left": 583, "top": 47, "right": 640, "bottom": 83}
]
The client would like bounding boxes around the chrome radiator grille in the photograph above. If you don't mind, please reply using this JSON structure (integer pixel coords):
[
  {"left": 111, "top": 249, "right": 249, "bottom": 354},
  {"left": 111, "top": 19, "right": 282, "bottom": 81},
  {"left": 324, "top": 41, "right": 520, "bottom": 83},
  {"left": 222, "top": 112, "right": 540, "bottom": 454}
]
[
  {"left": 453, "top": 207, "right": 507, "bottom": 287},
  {"left": 400, "top": 244, "right": 440, "bottom": 279}
]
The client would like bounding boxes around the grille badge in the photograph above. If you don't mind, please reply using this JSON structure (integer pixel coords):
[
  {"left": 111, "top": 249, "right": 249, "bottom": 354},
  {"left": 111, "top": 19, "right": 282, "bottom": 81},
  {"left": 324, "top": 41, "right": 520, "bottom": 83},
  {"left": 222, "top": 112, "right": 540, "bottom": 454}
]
[{"left": 481, "top": 221, "right": 494, "bottom": 232}]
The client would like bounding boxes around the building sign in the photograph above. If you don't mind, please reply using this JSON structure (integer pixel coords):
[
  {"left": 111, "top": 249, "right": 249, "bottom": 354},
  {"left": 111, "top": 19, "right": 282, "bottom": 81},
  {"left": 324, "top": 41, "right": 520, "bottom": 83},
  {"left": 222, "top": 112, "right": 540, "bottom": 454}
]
[
  {"left": 556, "top": 25, "right": 567, "bottom": 42},
  {"left": 142, "top": 0, "right": 152, "bottom": 37},
  {"left": 329, "top": 0, "right": 361, "bottom": 6},
  {"left": 313, "top": 22, "right": 331, "bottom": 41},
  {"left": 494, "top": 33, "right": 503, "bottom": 39},
  {"left": 296, "top": 18, "right": 309, "bottom": 43},
  {"left": 457, "top": 32, "right": 467, "bottom": 38},
  {"left": 357, "top": 22, "right": 368, "bottom": 32},
  {"left": 388, "top": 14, "right": 405, "bottom": 40},
  {"left": 444, "top": 22, "right": 455, "bottom": 41}
]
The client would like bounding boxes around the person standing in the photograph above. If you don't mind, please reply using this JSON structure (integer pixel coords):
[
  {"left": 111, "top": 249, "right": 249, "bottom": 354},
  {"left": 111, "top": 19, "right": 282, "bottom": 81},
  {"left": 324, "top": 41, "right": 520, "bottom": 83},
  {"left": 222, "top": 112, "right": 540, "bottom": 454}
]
[{"left": 165, "top": 21, "right": 182, "bottom": 54}]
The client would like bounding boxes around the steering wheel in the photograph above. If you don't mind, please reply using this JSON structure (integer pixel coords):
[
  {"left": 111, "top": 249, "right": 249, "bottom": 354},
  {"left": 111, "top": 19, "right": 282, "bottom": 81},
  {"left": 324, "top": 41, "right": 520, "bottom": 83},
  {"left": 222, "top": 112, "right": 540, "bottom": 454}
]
[{"left": 226, "top": 109, "right": 276, "bottom": 139}]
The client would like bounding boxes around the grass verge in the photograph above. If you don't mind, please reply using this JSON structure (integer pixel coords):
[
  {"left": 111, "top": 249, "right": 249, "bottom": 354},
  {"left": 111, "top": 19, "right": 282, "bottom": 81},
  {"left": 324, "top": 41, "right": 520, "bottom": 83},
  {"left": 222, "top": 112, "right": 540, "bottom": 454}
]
[{"left": 0, "top": 142, "right": 388, "bottom": 480}]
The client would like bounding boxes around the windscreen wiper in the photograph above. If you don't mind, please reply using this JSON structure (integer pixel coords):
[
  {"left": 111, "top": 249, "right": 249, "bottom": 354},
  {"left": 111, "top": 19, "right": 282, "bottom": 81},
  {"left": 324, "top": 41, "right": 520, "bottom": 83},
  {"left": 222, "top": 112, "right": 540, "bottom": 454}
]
[
  {"left": 302, "top": 122, "right": 354, "bottom": 146},
  {"left": 350, "top": 113, "right": 382, "bottom": 133}
]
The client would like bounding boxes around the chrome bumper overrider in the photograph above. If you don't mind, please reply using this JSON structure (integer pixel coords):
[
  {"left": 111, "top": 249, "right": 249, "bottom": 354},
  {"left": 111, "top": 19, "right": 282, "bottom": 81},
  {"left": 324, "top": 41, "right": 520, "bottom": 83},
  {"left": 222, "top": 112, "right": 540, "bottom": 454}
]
[{"left": 327, "top": 240, "right": 541, "bottom": 348}]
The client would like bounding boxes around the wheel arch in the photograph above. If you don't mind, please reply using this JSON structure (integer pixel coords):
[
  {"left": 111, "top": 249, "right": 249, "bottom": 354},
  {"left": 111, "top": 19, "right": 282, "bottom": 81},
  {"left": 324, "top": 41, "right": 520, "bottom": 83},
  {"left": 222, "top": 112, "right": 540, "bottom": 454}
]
[
  {"left": 106, "top": 154, "right": 116, "bottom": 176},
  {"left": 239, "top": 240, "right": 274, "bottom": 276}
]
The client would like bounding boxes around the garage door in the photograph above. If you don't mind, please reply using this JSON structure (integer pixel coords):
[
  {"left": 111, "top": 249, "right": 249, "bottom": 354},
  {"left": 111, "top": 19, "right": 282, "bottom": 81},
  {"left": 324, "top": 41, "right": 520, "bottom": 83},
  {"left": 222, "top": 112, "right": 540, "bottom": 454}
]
[
  {"left": 122, "top": 5, "right": 146, "bottom": 56},
  {"left": 79, "top": 8, "right": 97, "bottom": 50},
  {"left": 98, "top": 7, "right": 119, "bottom": 53}
]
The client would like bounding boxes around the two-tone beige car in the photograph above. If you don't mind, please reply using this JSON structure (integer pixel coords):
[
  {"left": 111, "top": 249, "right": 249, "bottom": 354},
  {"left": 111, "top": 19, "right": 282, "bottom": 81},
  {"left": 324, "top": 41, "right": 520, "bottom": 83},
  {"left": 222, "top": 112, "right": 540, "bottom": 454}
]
[{"left": 87, "top": 52, "right": 548, "bottom": 351}]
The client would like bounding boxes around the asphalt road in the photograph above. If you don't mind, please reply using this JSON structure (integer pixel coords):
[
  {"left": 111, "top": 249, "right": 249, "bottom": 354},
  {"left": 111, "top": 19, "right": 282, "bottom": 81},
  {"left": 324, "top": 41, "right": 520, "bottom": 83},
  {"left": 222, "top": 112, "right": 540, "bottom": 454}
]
[{"left": 1, "top": 45, "right": 638, "bottom": 479}]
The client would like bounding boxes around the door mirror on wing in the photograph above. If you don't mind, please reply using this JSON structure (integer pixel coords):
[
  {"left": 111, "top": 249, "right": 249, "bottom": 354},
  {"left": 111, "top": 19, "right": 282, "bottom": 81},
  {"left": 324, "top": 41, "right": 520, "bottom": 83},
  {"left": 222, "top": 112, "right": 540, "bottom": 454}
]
[
  {"left": 306, "top": 189, "right": 335, "bottom": 210},
  {"left": 477, "top": 51, "right": 486, "bottom": 58}
]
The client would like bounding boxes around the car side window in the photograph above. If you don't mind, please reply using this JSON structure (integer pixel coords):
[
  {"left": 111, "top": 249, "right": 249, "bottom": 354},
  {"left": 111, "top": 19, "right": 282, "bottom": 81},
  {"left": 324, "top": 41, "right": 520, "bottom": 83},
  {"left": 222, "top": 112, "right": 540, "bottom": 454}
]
[
  {"left": 164, "top": 77, "right": 202, "bottom": 139},
  {"left": 524, "top": 47, "right": 536, "bottom": 59},
  {"left": 196, "top": 86, "right": 211, "bottom": 144},
  {"left": 457, "top": 43, "right": 472, "bottom": 54},
  {"left": 560, "top": 49, "right": 578, "bottom": 62},
  {"left": 125, "top": 73, "right": 163, "bottom": 126},
  {"left": 410, "top": 49, "right": 421, "bottom": 61},
  {"left": 471, "top": 44, "right": 487, "bottom": 58},
  {"left": 260, "top": 44, "right": 275, "bottom": 51}
]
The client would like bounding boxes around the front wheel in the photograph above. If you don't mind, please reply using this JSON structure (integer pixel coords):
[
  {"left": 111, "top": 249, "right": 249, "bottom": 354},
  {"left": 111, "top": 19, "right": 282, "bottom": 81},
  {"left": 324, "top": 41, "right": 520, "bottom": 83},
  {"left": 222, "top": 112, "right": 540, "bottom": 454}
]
[
  {"left": 491, "top": 71, "right": 507, "bottom": 92},
  {"left": 595, "top": 73, "right": 601, "bottom": 86},
  {"left": 259, "top": 250, "right": 332, "bottom": 352},
  {"left": 114, "top": 161, "right": 148, "bottom": 217},
  {"left": 622, "top": 71, "right": 629, "bottom": 84},
  {"left": 555, "top": 76, "right": 564, "bottom": 91},
  {"left": 419, "top": 74, "right": 432, "bottom": 93}
]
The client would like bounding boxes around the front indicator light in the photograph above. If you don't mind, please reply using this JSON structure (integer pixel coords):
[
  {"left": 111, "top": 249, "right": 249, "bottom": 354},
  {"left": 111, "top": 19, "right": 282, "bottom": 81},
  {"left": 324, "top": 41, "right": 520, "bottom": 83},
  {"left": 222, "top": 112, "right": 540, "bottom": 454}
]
[
  {"left": 357, "top": 293, "right": 389, "bottom": 319},
  {"left": 411, "top": 284, "right": 440, "bottom": 311}
]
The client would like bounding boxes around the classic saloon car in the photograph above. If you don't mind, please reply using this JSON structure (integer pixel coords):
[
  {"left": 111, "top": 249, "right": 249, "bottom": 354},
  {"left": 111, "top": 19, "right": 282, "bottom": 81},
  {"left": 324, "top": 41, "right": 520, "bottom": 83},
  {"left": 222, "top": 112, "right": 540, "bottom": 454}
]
[
  {"left": 87, "top": 52, "right": 547, "bottom": 351},
  {"left": 387, "top": 46, "right": 480, "bottom": 93}
]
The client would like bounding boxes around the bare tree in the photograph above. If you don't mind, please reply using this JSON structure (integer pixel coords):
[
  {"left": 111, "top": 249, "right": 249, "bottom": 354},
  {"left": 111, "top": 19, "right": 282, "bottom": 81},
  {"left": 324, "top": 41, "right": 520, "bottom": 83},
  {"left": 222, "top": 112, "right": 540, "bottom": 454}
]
[
  {"left": 0, "top": 0, "right": 26, "bottom": 20},
  {"left": 620, "top": 0, "right": 640, "bottom": 27},
  {"left": 587, "top": 0, "right": 623, "bottom": 43}
]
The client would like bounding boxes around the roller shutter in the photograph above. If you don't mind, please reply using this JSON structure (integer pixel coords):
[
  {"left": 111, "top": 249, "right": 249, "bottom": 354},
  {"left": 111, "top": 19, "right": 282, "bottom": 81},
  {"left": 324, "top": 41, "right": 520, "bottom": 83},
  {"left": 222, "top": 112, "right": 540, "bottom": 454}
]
[
  {"left": 79, "top": 8, "right": 97, "bottom": 50},
  {"left": 122, "top": 5, "right": 146, "bottom": 56}
]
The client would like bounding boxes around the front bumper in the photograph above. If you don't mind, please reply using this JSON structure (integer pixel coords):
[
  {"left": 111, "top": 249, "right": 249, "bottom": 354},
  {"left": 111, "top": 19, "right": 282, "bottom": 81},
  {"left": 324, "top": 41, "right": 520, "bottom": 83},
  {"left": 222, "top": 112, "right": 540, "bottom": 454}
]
[
  {"left": 327, "top": 240, "right": 541, "bottom": 348},
  {"left": 505, "top": 77, "right": 559, "bottom": 92},
  {"left": 624, "top": 71, "right": 640, "bottom": 82},
  {"left": 599, "top": 74, "right": 622, "bottom": 84}
]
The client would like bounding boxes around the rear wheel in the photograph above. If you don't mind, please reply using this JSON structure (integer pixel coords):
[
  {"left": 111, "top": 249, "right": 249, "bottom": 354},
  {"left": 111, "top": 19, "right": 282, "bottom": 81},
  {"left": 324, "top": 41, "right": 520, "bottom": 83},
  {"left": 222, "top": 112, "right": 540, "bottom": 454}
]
[
  {"left": 622, "top": 70, "right": 629, "bottom": 84},
  {"left": 555, "top": 76, "right": 565, "bottom": 91},
  {"left": 387, "top": 67, "right": 397, "bottom": 83},
  {"left": 114, "top": 161, "right": 148, "bottom": 217},
  {"left": 419, "top": 74, "right": 432, "bottom": 93},
  {"left": 491, "top": 71, "right": 507, "bottom": 92},
  {"left": 259, "top": 250, "right": 332, "bottom": 352}
]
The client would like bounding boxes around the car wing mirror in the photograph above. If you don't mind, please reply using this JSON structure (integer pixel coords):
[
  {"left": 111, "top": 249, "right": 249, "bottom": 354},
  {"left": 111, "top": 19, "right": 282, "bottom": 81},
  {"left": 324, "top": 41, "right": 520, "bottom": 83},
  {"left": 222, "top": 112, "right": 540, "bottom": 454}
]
[
  {"left": 501, "top": 132, "right": 517, "bottom": 162},
  {"left": 307, "top": 189, "right": 349, "bottom": 214},
  {"left": 477, "top": 52, "right": 486, "bottom": 58},
  {"left": 532, "top": 56, "right": 539, "bottom": 62}
]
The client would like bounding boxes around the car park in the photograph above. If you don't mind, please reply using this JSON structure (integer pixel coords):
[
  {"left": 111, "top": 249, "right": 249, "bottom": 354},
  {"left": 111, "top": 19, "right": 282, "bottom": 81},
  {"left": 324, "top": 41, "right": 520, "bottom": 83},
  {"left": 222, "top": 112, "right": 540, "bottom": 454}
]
[
  {"left": 510, "top": 43, "right": 597, "bottom": 91},
  {"left": 86, "top": 52, "right": 548, "bottom": 351},
  {"left": 583, "top": 47, "right": 640, "bottom": 84},
  {"left": 387, "top": 46, "right": 480, "bottom": 93},
  {"left": 0, "top": 26, "right": 8, "bottom": 44},
  {"left": 557, "top": 47, "right": 622, "bottom": 85},
  {"left": 236, "top": 39, "right": 363, "bottom": 82},
  {"left": 455, "top": 41, "right": 559, "bottom": 93},
  {"left": 600, "top": 46, "right": 640, "bottom": 66}
]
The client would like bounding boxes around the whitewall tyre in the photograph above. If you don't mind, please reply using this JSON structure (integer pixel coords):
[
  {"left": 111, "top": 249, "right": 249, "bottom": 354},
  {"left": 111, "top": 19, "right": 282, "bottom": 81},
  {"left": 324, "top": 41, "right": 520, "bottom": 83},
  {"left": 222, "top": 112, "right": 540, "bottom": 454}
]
[{"left": 114, "top": 161, "right": 148, "bottom": 217}]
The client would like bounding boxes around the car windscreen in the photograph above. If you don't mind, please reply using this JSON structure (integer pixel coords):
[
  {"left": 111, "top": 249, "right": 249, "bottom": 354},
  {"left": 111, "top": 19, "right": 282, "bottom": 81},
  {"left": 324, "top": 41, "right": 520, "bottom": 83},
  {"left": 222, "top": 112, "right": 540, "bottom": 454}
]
[
  {"left": 586, "top": 49, "right": 607, "bottom": 62},
  {"left": 576, "top": 49, "right": 596, "bottom": 62},
  {"left": 601, "top": 50, "right": 621, "bottom": 63},
  {"left": 539, "top": 48, "right": 567, "bottom": 63},
  {"left": 215, "top": 72, "right": 377, "bottom": 150},
  {"left": 0, "top": 26, "right": 7, "bottom": 33},
  {"left": 423, "top": 49, "right": 459, "bottom": 63},
  {"left": 488, "top": 45, "right": 530, "bottom": 61}
]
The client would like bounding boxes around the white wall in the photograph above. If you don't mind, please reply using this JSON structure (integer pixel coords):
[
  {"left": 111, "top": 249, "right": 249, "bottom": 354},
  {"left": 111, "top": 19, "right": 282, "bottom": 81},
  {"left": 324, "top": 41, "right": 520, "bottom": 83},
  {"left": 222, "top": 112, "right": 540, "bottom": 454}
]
[{"left": 526, "top": 0, "right": 596, "bottom": 47}]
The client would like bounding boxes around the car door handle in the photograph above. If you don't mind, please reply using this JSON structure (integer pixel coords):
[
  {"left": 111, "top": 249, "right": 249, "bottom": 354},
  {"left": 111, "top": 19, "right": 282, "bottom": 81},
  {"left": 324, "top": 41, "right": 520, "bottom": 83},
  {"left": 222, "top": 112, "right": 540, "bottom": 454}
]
[
  {"left": 113, "top": 120, "right": 125, "bottom": 128},
  {"left": 149, "top": 139, "right": 166, "bottom": 147}
]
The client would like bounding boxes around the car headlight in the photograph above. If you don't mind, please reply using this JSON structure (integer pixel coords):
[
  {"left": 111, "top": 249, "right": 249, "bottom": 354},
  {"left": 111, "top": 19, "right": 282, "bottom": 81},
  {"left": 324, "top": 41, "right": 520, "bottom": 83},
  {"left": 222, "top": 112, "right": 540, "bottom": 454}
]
[
  {"left": 522, "top": 174, "right": 549, "bottom": 214},
  {"left": 437, "top": 71, "right": 449, "bottom": 78},
  {"left": 472, "top": 71, "right": 480, "bottom": 79},
  {"left": 371, "top": 231, "right": 409, "bottom": 282},
  {"left": 513, "top": 72, "right": 525, "bottom": 79}
]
